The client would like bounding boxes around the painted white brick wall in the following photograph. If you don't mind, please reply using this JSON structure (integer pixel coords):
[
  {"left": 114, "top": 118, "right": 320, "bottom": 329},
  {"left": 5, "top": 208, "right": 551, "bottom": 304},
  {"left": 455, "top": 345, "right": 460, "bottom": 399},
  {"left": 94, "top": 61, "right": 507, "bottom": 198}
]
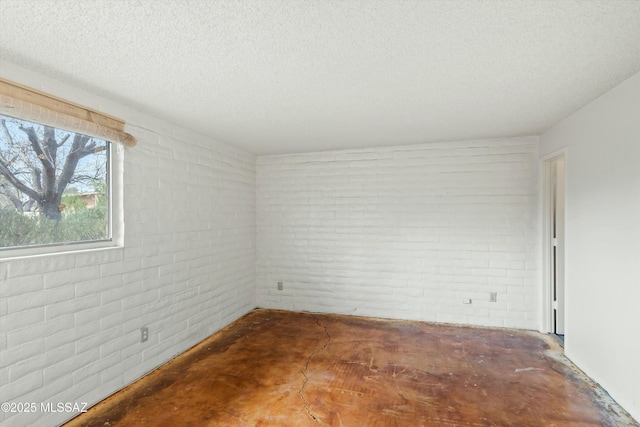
[
  {"left": 0, "top": 64, "right": 256, "bottom": 427},
  {"left": 0, "top": 61, "right": 542, "bottom": 426},
  {"left": 257, "top": 137, "right": 538, "bottom": 328}
]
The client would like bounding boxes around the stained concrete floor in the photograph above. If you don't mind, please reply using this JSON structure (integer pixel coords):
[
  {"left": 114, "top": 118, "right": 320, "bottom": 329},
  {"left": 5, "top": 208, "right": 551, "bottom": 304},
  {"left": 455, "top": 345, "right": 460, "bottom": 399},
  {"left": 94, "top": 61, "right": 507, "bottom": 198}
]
[{"left": 64, "top": 309, "right": 637, "bottom": 427}]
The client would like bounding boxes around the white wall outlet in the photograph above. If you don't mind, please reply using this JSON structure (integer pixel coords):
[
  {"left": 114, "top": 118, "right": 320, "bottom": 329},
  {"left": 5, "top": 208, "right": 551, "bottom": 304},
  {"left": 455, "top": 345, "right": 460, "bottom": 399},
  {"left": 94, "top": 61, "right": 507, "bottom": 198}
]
[
  {"left": 277, "top": 281, "right": 283, "bottom": 291},
  {"left": 463, "top": 298, "right": 472, "bottom": 304},
  {"left": 141, "top": 326, "right": 149, "bottom": 343}
]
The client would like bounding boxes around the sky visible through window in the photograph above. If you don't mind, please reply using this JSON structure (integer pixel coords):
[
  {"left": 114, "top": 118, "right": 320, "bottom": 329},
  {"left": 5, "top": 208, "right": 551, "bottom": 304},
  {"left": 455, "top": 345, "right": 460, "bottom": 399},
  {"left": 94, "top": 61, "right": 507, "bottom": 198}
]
[{"left": 0, "top": 113, "right": 110, "bottom": 248}]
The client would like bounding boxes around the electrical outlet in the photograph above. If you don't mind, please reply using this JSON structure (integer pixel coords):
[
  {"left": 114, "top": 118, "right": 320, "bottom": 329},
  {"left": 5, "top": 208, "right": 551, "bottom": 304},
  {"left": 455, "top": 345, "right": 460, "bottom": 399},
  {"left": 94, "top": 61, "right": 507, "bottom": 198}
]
[
  {"left": 463, "top": 298, "right": 472, "bottom": 304},
  {"left": 141, "top": 326, "right": 149, "bottom": 343},
  {"left": 277, "top": 281, "right": 283, "bottom": 291},
  {"left": 489, "top": 292, "right": 498, "bottom": 302}
]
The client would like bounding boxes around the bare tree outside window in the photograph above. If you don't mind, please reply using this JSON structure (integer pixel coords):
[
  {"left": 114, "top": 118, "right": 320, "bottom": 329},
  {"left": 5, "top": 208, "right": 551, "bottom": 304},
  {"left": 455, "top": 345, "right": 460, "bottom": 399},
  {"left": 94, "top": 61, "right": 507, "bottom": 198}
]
[{"left": 0, "top": 113, "right": 110, "bottom": 248}]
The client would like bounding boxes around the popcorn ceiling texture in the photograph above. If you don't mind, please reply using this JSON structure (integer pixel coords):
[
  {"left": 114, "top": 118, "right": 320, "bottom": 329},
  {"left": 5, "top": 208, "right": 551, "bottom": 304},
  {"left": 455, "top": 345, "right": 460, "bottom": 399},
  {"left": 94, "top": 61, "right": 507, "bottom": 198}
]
[
  {"left": 0, "top": 1, "right": 639, "bottom": 424},
  {"left": 1, "top": 0, "right": 639, "bottom": 154}
]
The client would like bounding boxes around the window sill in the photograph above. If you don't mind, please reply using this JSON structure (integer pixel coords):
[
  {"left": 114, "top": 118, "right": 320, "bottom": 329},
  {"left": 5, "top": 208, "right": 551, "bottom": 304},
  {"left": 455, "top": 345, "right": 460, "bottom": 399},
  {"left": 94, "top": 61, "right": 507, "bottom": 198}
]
[{"left": 0, "top": 241, "right": 122, "bottom": 261}]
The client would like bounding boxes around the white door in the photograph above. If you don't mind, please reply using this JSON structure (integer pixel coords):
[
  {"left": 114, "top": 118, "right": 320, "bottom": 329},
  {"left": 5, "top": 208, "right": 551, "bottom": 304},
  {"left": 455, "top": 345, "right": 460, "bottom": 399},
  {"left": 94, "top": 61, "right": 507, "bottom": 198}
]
[{"left": 550, "top": 157, "right": 565, "bottom": 335}]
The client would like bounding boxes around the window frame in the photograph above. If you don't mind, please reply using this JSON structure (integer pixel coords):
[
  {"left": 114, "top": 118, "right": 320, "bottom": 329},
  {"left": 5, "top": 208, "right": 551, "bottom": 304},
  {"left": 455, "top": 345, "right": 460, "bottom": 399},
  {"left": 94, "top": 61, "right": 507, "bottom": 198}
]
[{"left": 0, "top": 135, "right": 124, "bottom": 260}]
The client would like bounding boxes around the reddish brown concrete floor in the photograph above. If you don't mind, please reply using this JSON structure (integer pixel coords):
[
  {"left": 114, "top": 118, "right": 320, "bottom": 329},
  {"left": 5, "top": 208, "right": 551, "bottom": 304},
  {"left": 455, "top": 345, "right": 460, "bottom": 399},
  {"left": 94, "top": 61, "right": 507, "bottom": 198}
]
[{"left": 64, "top": 309, "right": 637, "bottom": 427}]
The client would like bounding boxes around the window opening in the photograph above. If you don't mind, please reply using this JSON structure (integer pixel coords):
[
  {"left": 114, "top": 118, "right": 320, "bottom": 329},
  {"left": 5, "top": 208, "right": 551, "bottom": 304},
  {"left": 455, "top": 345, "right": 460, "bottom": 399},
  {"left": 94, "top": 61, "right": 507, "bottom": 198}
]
[{"left": 0, "top": 113, "right": 111, "bottom": 249}]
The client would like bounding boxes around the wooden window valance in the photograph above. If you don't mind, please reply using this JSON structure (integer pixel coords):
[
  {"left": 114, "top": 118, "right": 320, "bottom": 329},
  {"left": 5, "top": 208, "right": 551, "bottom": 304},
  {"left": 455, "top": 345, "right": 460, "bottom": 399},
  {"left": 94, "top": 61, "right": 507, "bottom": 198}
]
[{"left": 0, "top": 78, "right": 136, "bottom": 147}]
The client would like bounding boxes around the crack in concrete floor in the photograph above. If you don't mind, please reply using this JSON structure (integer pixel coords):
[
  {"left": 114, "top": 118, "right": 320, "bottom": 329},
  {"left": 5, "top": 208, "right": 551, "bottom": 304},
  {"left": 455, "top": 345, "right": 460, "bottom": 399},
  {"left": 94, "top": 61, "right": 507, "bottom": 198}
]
[
  {"left": 298, "top": 316, "right": 332, "bottom": 424},
  {"left": 61, "top": 310, "right": 638, "bottom": 427}
]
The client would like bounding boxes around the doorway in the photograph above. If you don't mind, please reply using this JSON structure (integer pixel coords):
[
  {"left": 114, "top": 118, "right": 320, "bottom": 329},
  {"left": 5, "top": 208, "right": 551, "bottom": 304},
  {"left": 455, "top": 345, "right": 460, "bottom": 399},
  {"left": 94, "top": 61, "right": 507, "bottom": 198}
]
[{"left": 545, "top": 154, "right": 565, "bottom": 338}]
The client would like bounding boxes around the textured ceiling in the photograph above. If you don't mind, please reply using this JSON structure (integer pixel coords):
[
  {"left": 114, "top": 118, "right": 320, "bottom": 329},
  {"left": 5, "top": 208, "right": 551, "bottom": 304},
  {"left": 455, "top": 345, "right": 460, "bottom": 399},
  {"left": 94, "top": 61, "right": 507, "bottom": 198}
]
[{"left": 1, "top": 0, "right": 639, "bottom": 155}]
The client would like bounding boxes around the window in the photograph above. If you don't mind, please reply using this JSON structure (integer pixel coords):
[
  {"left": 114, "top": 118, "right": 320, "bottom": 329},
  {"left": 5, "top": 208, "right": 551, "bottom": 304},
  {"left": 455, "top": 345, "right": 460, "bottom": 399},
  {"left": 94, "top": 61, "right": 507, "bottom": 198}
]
[
  {"left": 0, "top": 113, "right": 111, "bottom": 249},
  {"left": 0, "top": 77, "right": 135, "bottom": 254}
]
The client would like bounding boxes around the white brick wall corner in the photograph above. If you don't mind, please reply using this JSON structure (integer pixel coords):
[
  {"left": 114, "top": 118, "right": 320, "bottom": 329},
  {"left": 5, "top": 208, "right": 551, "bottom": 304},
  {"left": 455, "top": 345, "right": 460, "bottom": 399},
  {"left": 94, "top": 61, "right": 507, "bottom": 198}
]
[
  {"left": 0, "top": 64, "right": 543, "bottom": 427},
  {"left": 0, "top": 80, "right": 256, "bottom": 427}
]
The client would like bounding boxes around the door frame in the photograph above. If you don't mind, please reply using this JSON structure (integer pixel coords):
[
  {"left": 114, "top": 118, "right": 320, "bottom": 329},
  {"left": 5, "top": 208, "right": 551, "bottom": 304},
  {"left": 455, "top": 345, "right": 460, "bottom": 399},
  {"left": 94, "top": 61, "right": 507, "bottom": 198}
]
[{"left": 540, "top": 149, "right": 567, "bottom": 334}]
